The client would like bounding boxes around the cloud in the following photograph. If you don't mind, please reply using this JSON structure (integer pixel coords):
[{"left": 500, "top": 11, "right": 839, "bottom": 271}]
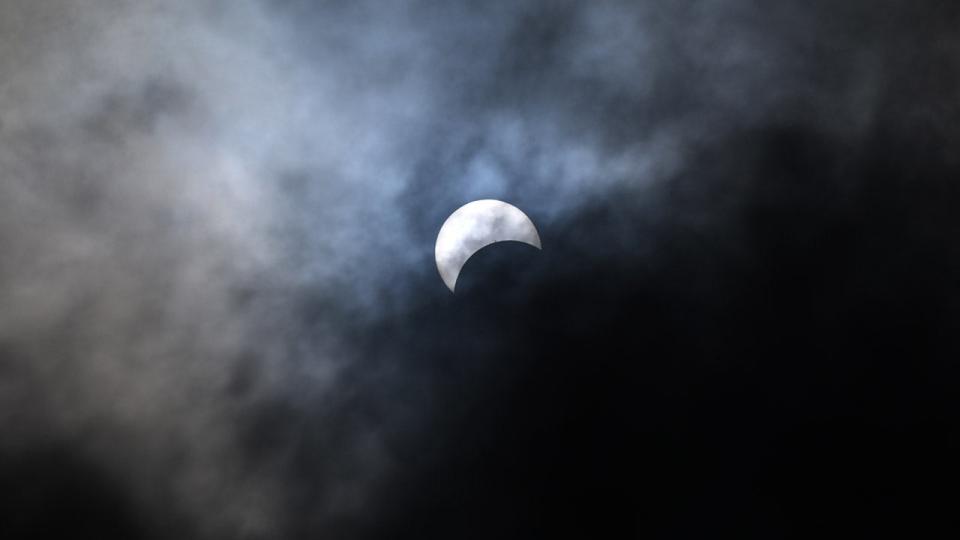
[{"left": 2, "top": 0, "right": 960, "bottom": 538}]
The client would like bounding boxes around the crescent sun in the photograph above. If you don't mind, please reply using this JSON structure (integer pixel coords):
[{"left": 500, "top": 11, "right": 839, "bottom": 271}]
[{"left": 435, "top": 199, "right": 542, "bottom": 293}]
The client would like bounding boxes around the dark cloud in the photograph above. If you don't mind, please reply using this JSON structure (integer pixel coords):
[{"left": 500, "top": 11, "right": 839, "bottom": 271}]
[
  {"left": 1, "top": 0, "right": 959, "bottom": 538},
  {"left": 0, "top": 448, "right": 148, "bottom": 539}
]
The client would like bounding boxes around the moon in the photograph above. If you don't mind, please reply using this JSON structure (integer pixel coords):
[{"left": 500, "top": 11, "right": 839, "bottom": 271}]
[{"left": 435, "top": 199, "right": 542, "bottom": 292}]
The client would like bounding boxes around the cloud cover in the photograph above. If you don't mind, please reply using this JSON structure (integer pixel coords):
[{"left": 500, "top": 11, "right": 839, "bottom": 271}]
[{"left": 2, "top": 0, "right": 960, "bottom": 538}]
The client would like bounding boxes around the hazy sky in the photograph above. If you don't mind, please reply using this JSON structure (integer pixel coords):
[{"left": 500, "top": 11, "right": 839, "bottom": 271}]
[{"left": 2, "top": 1, "right": 960, "bottom": 538}]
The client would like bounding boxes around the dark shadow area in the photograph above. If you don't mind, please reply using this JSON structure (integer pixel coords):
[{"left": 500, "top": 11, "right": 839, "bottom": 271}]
[{"left": 0, "top": 449, "right": 146, "bottom": 540}]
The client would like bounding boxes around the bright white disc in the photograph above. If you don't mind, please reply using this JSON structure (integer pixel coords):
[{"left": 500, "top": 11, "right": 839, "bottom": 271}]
[{"left": 435, "top": 199, "right": 542, "bottom": 292}]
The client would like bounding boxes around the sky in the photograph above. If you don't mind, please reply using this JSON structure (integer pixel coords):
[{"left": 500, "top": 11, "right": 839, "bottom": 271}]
[{"left": 2, "top": 1, "right": 960, "bottom": 538}]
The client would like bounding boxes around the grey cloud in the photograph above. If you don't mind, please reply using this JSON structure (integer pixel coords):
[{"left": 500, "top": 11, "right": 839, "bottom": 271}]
[{"left": 1, "top": 0, "right": 959, "bottom": 538}]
